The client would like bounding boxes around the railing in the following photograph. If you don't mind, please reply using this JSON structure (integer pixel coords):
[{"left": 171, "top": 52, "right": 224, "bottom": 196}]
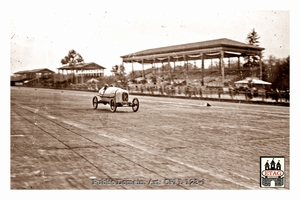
[
  {"left": 126, "top": 85, "right": 290, "bottom": 103},
  {"left": 14, "top": 82, "right": 290, "bottom": 104}
]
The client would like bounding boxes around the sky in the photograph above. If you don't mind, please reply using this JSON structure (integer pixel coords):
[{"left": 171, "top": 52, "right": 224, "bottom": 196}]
[{"left": 9, "top": 1, "right": 292, "bottom": 76}]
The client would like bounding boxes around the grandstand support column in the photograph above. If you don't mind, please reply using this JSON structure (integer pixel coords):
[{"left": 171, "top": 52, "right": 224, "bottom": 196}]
[
  {"left": 238, "top": 56, "right": 240, "bottom": 72},
  {"left": 173, "top": 60, "right": 176, "bottom": 74},
  {"left": 131, "top": 60, "right": 134, "bottom": 74},
  {"left": 142, "top": 59, "right": 144, "bottom": 78},
  {"left": 201, "top": 53, "right": 205, "bottom": 86},
  {"left": 259, "top": 52, "right": 262, "bottom": 79},
  {"left": 184, "top": 55, "right": 188, "bottom": 86},
  {"left": 59, "top": 70, "right": 62, "bottom": 82},
  {"left": 220, "top": 51, "right": 225, "bottom": 85},
  {"left": 81, "top": 69, "right": 83, "bottom": 84},
  {"left": 168, "top": 56, "right": 171, "bottom": 83},
  {"left": 59, "top": 70, "right": 64, "bottom": 81},
  {"left": 153, "top": 58, "right": 155, "bottom": 75},
  {"left": 74, "top": 70, "right": 77, "bottom": 84},
  {"left": 72, "top": 70, "right": 74, "bottom": 84}
]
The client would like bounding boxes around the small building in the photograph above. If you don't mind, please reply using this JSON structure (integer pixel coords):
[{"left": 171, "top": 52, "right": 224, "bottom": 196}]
[
  {"left": 12, "top": 68, "right": 55, "bottom": 80},
  {"left": 57, "top": 62, "right": 106, "bottom": 77},
  {"left": 11, "top": 68, "right": 55, "bottom": 86}
]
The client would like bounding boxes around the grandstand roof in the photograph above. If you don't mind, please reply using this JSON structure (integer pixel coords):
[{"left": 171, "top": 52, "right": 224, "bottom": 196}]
[
  {"left": 57, "top": 62, "right": 106, "bottom": 70},
  {"left": 14, "top": 68, "right": 55, "bottom": 75},
  {"left": 121, "top": 38, "right": 265, "bottom": 63}
]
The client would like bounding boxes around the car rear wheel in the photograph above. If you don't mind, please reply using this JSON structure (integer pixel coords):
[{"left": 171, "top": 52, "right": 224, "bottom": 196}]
[
  {"left": 92, "top": 96, "right": 98, "bottom": 109},
  {"left": 132, "top": 98, "right": 139, "bottom": 112},
  {"left": 110, "top": 98, "right": 117, "bottom": 112}
]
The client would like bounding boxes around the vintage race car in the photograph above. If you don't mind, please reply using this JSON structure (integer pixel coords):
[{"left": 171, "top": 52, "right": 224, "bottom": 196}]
[{"left": 92, "top": 85, "right": 139, "bottom": 112}]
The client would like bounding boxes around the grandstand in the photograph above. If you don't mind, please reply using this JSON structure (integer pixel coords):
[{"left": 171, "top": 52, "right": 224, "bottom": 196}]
[
  {"left": 11, "top": 68, "right": 55, "bottom": 86},
  {"left": 11, "top": 62, "right": 107, "bottom": 88},
  {"left": 121, "top": 38, "right": 264, "bottom": 87},
  {"left": 129, "top": 65, "right": 243, "bottom": 88}
]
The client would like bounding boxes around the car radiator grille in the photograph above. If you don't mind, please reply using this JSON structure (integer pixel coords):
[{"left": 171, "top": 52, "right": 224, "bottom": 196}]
[{"left": 122, "top": 92, "right": 128, "bottom": 101}]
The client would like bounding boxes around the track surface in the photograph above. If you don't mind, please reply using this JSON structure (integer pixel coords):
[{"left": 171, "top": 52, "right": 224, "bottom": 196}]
[{"left": 10, "top": 87, "right": 290, "bottom": 189}]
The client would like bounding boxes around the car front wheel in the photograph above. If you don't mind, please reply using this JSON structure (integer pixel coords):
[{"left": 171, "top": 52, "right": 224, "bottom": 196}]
[
  {"left": 110, "top": 98, "right": 117, "bottom": 112},
  {"left": 132, "top": 98, "right": 139, "bottom": 112}
]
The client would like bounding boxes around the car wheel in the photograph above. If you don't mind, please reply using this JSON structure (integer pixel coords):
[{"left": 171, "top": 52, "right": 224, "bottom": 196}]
[
  {"left": 132, "top": 98, "right": 139, "bottom": 112},
  {"left": 110, "top": 98, "right": 117, "bottom": 112},
  {"left": 92, "top": 96, "right": 98, "bottom": 109}
]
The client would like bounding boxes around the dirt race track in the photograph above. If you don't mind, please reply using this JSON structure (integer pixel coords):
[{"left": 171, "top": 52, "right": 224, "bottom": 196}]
[{"left": 10, "top": 87, "right": 290, "bottom": 190}]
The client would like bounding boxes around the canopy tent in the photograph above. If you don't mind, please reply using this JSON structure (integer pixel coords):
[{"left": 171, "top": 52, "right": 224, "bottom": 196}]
[
  {"left": 86, "top": 78, "right": 99, "bottom": 83},
  {"left": 234, "top": 77, "right": 271, "bottom": 85}
]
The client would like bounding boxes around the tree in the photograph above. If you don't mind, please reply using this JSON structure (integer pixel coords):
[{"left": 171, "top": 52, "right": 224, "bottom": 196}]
[
  {"left": 111, "top": 64, "right": 126, "bottom": 76},
  {"left": 243, "top": 28, "right": 261, "bottom": 77},
  {"left": 61, "top": 49, "right": 84, "bottom": 65},
  {"left": 246, "top": 28, "right": 260, "bottom": 46},
  {"left": 263, "top": 55, "right": 277, "bottom": 80},
  {"left": 263, "top": 56, "right": 289, "bottom": 90},
  {"left": 111, "top": 65, "right": 119, "bottom": 75},
  {"left": 111, "top": 64, "right": 128, "bottom": 87}
]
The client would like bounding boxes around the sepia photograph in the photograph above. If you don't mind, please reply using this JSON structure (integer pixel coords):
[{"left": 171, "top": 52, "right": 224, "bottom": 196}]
[{"left": 5, "top": 0, "right": 298, "bottom": 199}]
